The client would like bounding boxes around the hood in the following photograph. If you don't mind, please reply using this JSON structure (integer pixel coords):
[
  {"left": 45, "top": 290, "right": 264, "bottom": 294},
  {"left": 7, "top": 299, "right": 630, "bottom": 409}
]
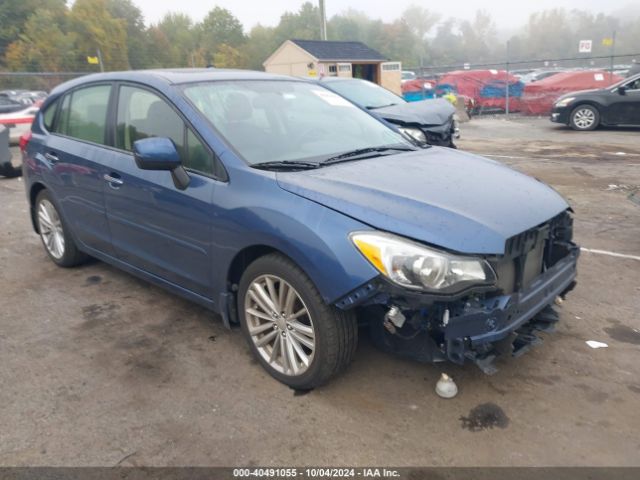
[
  {"left": 374, "top": 98, "right": 455, "bottom": 126},
  {"left": 557, "top": 88, "right": 602, "bottom": 100},
  {"left": 277, "top": 148, "right": 568, "bottom": 255}
]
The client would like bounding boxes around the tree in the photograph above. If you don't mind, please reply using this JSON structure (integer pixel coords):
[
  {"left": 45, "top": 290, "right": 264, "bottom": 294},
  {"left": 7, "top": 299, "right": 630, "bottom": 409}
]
[
  {"left": 69, "top": 0, "right": 129, "bottom": 70},
  {"left": 460, "top": 10, "right": 497, "bottom": 63},
  {"left": 197, "top": 6, "right": 245, "bottom": 66},
  {"left": 156, "top": 12, "right": 197, "bottom": 67},
  {"left": 4, "top": 8, "right": 76, "bottom": 72},
  {"left": 106, "top": 0, "right": 151, "bottom": 68},
  {"left": 246, "top": 24, "right": 279, "bottom": 70},
  {"left": 274, "top": 2, "right": 321, "bottom": 42}
]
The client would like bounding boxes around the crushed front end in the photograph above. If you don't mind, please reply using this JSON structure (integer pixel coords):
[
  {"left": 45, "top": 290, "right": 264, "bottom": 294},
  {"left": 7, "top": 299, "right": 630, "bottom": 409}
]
[{"left": 336, "top": 211, "right": 579, "bottom": 374}]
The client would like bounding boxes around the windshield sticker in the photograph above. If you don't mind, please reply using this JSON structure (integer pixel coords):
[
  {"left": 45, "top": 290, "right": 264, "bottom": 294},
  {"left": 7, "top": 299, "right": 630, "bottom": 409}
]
[
  {"left": 594, "top": 73, "right": 604, "bottom": 81},
  {"left": 311, "top": 89, "right": 355, "bottom": 107}
]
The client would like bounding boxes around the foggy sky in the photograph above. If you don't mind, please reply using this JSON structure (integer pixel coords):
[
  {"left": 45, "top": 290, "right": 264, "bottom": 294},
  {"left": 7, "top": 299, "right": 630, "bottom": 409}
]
[{"left": 132, "top": 0, "right": 634, "bottom": 30}]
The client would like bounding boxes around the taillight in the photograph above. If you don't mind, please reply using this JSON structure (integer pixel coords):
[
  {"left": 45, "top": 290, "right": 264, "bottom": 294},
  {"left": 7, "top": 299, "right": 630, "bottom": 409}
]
[{"left": 19, "top": 130, "right": 32, "bottom": 153}]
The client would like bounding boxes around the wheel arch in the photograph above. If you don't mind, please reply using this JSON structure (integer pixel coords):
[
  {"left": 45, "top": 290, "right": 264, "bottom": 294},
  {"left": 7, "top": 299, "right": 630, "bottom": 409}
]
[{"left": 29, "top": 182, "right": 47, "bottom": 233}]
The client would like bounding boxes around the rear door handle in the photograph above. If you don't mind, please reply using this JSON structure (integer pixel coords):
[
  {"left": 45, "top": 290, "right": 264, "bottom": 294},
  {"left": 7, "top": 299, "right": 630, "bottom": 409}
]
[
  {"left": 103, "top": 173, "right": 124, "bottom": 187},
  {"left": 44, "top": 152, "right": 59, "bottom": 163}
]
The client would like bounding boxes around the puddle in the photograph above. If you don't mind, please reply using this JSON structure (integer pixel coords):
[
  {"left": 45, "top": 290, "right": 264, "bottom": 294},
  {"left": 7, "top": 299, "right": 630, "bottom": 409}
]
[
  {"left": 460, "top": 403, "right": 509, "bottom": 432},
  {"left": 604, "top": 325, "right": 640, "bottom": 345},
  {"left": 85, "top": 275, "right": 102, "bottom": 285}
]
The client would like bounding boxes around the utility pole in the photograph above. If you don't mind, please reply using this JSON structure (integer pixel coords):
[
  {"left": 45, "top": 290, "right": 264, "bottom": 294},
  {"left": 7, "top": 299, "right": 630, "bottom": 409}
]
[
  {"left": 609, "top": 30, "right": 616, "bottom": 83},
  {"left": 319, "top": 0, "right": 327, "bottom": 40},
  {"left": 505, "top": 40, "right": 510, "bottom": 117},
  {"left": 96, "top": 48, "right": 104, "bottom": 73}
]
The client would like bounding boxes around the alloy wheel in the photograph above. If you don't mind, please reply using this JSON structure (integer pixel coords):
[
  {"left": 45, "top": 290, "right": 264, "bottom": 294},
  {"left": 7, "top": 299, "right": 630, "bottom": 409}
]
[
  {"left": 37, "top": 199, "right": 65, "bottom": 259},
  {"left": 244, "top": 274, "right": 316, "bottom": 376},
  {"left": 573, "top": 108, "right": 596, "bottom": 129}
]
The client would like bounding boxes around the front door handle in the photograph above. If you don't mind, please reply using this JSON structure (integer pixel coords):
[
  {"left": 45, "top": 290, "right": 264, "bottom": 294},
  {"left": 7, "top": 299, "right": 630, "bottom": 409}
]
[
  {"left": 44, "top": 152, "right": 59, "bottom": 163},
  {"left": 103, "top": 173, "right": 124, "bottom": 187}
]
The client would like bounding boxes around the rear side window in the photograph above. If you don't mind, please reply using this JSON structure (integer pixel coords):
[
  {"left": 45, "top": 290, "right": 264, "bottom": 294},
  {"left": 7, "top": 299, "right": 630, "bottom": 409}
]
[
  {"left": 56, "top": 85, "right": 111, "bottom": 144},
  {"left": 42, "top": 99, "right": 59, "bottom": 131}
]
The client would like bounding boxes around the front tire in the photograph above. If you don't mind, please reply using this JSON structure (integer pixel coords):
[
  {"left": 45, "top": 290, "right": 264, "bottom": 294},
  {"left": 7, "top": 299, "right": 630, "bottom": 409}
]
[
  {"left": 238, "top": 253, "right": 357, "bottom": 389},
  {"left": 570, "top": 105, "right": 599, "bottom": 131},
  {"left": 35, "top": 190, "right": 87, "bottom": 267}
]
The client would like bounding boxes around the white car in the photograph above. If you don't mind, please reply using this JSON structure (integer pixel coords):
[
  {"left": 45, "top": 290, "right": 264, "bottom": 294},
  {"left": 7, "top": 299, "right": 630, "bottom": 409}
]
[{"left": 0, "top": 104, "right": 38, "bottom": 143}]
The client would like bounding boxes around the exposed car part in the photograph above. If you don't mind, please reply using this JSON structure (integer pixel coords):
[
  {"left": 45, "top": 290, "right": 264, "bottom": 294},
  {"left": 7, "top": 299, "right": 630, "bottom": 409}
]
[
  {"left": 435, "top": 373, "right": 458, "bottom": 398},
  {"left": 341, "top": 211, "right": 578, "bottom": 374}
]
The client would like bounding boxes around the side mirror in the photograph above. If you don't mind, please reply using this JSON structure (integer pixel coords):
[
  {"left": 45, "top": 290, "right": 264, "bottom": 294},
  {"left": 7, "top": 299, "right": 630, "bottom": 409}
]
[
  {"left": 133, "top": 137, "right": 190, "bottom": 190},
  {"left": 618, "top": 85, "right": 627, "bottom": 96}
]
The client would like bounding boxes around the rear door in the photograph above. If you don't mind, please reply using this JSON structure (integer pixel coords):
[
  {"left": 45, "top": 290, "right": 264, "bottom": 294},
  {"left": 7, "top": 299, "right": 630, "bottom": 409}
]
[
  {"left": 102, "top": 84, "right": 222, "bottom": 297},
  {"left": 44, "top": 84, "right": 114, "bottom": 254}
]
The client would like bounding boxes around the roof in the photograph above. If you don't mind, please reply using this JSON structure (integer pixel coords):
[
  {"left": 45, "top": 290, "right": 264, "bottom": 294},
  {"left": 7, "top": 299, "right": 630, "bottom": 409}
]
[
  {"left": 49, "top": 68, "right": 295, "bottom": 96},
  {"left": 290, "top": 39, "right": 387, "bottom": 62}
]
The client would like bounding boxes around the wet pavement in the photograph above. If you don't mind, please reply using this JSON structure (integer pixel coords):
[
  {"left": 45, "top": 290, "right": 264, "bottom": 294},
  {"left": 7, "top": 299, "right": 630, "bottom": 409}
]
[{"left": 1, "top": 117, "right": 639, "bottom": 466}]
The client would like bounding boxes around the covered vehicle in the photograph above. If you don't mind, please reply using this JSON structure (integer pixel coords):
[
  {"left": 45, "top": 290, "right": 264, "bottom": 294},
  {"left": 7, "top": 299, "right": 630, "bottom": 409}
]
[
  {"left": 22, "top": 69, "right": 578, "bottom": 389},
  {"left": 436, "top": 70, "right": 523, "bottom": 113},
  {"left": 519, "top": 69, "right": 568, "bottom": 84},
  {"left": 522, "top": 70, "right": 623, "bottom": 116},
  {"left": 319, "top": 77, "right": 458, "bottom": 148},
  {"left": 551, "top": 73, "right": 640, "bottom": 130}
]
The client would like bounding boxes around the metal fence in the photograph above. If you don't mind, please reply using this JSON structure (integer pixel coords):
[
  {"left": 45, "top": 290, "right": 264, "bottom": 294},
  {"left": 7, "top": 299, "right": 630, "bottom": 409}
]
[{"left": 405, "top": 52, "right": 640, "bottom": 77}]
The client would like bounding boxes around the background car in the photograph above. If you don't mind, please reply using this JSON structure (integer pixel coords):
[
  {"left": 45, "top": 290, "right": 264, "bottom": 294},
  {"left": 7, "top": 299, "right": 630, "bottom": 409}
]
[
  {"left": 551, "top": 73, "right": 640, "bottom": 130},
  {"left": 0, "top": 104, "right": 39, "bottom": 143},
  {"left": 319, "top": 77, "right": 459, "bottom": 148},
  {"left": 0, "top": 95, "right": 25, "bottom": 115}
]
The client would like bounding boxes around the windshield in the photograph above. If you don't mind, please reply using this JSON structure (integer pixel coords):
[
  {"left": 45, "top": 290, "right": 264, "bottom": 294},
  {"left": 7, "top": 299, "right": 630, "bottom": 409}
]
[
  {"left": 183, "top": 80, "right": 409, "bottom": 165},
  {"left": 322, "top": 79, "right": 406, "bottom": 110}
]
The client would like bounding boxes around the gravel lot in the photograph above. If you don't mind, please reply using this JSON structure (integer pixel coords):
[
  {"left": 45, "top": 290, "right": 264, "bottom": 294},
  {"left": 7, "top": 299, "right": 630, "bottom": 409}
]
[{"left": 1, "top": 116, "right": 639, "bottom": 467}]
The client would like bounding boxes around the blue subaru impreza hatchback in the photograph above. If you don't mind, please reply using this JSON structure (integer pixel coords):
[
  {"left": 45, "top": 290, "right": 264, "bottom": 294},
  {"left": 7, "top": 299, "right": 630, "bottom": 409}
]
[{"left": 22, "top": 69, "right": 578, "bottom": 388}]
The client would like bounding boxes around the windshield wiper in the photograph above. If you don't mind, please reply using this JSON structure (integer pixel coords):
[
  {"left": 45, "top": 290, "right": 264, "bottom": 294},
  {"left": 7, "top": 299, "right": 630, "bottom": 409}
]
[
  {"left": 251, "top": 160, "right": 320, "bottom": 171},
  {"left": 321, "top": 145, "right": 416, "bottom": 165},
  {"left": 367, "top": 103, "right": 397, "bottom": 110}
]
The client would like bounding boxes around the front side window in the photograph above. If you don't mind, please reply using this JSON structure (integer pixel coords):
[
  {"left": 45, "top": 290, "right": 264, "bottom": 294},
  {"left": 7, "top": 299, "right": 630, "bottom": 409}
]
[
  {"left": 183, "top": 80, "right": 408, "bottom": 165},
  {"left": 626, "top": 78, "right": 640, "bottom": 91},
  {"left": 57, "top": 85, "right": 110, "bottom": 144},
  {"left": 116, "top": 85, "right": 215, "bottom": 175}
]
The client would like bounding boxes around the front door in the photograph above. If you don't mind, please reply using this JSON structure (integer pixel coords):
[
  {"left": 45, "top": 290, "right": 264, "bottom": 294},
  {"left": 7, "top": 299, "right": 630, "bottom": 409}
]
[
  {"left": 103, "top": 84, "right": 219, "bottom": 297},
  {"left": 608, "top": 77, "right": 640, "bottom": 125}
]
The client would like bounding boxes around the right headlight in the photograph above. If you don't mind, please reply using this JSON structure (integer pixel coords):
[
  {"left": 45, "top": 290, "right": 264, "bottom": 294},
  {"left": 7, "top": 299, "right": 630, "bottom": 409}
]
[
  {"left": 351, "top": 231, "right": 496, "bottom": 294},
  {"left": 398, "top": 127, "right": 427, "bottom": 145}
]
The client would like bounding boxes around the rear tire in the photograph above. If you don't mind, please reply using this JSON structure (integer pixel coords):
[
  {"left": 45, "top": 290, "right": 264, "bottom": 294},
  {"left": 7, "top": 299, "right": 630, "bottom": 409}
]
[
  {"left": 35, "top": 190, "right": 87, "bottom": 267},
  {"left": 569, "top": 105, "right": 599, "bottom": 131},
  {"left": 238, "top": 253, "right": 357, "bottom": 389}
]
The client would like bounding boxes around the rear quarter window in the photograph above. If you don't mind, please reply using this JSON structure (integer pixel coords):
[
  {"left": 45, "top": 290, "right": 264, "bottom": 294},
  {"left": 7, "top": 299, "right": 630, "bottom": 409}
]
[
  {"left": 42, "top": 99, "right": 59, "bottom": 131},
  {"left": 56, "top": 84, "right": 111, "bottom": 145}
]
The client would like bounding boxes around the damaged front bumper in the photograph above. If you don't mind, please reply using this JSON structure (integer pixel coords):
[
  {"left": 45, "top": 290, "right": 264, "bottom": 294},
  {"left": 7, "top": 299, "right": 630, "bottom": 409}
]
[
  {"left": 336, "top": 237, "right": 579, "bottom": 374},
  {"left": 443, "top": 246, "right": 578, "bottom": 373}
]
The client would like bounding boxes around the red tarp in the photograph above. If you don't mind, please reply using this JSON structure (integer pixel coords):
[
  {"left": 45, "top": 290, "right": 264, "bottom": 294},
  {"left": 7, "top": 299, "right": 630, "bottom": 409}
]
[
  {"left": 436, "top": 70, "right": 523, "bottom": 111},
  {"left": 521, "top": 70, "right": 623, "bottom": 115}
]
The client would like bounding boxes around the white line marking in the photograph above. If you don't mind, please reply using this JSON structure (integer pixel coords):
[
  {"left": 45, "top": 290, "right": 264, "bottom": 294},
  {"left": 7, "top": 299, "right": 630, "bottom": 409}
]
[{"left": 580, "top": 248, "right": 640, "bottom": 261}]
